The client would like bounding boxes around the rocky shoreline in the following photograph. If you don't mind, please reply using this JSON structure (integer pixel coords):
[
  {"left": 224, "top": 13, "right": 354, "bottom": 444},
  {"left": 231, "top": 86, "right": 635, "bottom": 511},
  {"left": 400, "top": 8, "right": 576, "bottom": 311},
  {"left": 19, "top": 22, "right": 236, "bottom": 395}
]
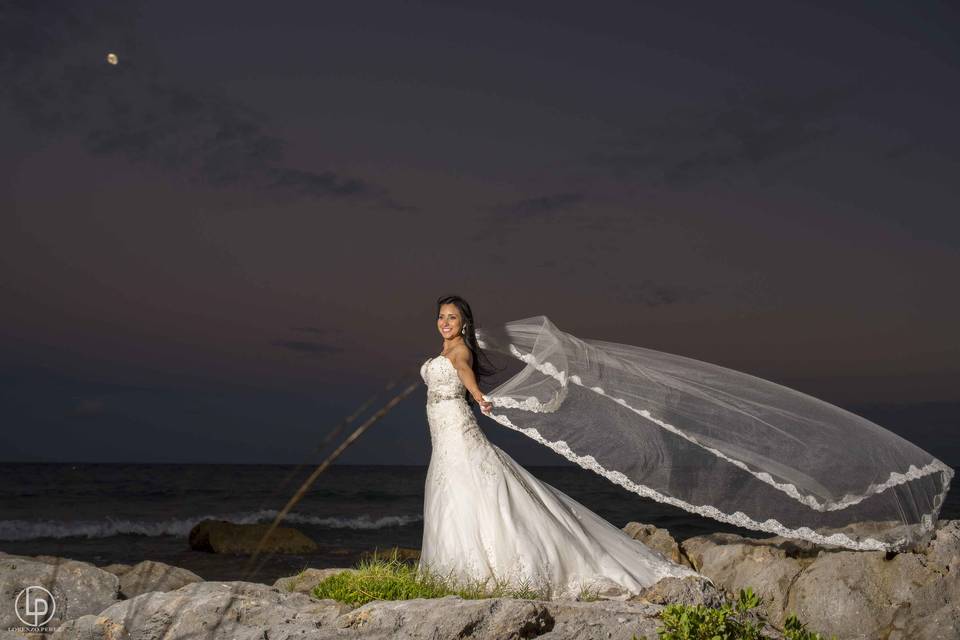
[{"left": 1, "top": 518, "right": 957, "bottom": 640}]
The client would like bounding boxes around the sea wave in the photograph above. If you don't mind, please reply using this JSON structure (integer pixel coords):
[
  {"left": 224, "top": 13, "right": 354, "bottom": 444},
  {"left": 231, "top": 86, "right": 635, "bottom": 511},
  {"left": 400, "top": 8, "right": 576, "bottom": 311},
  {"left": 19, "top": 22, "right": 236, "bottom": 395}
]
[{"left": 0, "top": 510, "right": 423, "bottom": 541}]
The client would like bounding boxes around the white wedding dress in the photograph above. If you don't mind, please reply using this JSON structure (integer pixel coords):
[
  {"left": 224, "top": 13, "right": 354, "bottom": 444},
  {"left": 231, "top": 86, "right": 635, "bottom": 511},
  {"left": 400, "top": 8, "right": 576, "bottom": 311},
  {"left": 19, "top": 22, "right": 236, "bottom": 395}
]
[{"left": 417, "top": 354, "right": 698, "bottom": 599}]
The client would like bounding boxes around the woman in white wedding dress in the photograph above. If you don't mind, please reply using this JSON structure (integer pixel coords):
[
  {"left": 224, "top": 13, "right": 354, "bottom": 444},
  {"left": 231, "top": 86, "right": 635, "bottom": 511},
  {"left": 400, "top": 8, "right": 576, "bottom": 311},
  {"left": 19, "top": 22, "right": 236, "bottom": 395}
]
[{"left": 417, "top": 295, "right": 698, "bottom": 599}]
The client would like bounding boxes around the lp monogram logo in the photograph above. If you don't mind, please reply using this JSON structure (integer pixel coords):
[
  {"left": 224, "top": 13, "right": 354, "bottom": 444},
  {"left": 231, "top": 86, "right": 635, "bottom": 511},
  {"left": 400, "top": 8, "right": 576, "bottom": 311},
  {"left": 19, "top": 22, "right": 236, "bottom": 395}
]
[{"left": 15, "top": 585, "right": 56, "bottom": 628}]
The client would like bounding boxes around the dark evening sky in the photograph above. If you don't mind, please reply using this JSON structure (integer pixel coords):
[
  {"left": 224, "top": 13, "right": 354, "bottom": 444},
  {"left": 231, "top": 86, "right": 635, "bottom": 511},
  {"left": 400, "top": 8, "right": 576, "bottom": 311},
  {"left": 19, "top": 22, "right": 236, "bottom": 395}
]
[{"left": 2, "top": 1, "right": 958, "bottom": 464}]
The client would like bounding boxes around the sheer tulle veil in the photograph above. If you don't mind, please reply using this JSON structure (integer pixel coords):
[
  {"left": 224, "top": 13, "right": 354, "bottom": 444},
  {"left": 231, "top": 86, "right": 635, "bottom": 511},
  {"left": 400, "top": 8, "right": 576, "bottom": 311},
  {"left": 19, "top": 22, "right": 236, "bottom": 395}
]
[{"left": 475, "top": 316, "right": 953, "bottom": 551}]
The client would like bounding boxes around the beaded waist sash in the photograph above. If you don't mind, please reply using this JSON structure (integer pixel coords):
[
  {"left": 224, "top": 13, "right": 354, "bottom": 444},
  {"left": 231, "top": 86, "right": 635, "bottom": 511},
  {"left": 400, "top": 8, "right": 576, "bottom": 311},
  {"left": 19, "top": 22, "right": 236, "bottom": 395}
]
[{"left": 427, "top": 390, "right": 465, "bottom": 405}]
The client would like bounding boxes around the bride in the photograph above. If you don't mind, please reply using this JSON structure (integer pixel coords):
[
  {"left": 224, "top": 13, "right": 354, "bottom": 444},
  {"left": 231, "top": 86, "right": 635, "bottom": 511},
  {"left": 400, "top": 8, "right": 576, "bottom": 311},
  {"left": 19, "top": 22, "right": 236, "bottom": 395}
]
[
  {"left": 417, "top": 295, "right": 698, "bottom": 599},
  {"left": 417, "top": 294, "right": 953, "bottom": 598}
]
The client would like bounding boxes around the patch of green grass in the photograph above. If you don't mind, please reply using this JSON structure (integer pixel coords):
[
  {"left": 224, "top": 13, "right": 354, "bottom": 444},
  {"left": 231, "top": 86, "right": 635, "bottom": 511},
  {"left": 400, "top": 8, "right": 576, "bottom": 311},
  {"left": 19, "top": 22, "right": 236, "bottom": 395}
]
[
  {"left": 655, "top": 587, "right": 836, "bottom": 640},
  {"left": 312, "top": 555, "right": 832, "bottom": 640},
  {"left": 311, "top": 548, "right": 602, "bottom": 605}
]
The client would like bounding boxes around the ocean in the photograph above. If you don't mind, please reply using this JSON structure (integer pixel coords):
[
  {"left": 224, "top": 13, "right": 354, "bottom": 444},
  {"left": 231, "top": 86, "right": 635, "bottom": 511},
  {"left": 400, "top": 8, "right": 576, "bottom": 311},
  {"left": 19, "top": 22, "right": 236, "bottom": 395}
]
[{"left": 1, "top": 458, "right": 957, "bottom": 586}]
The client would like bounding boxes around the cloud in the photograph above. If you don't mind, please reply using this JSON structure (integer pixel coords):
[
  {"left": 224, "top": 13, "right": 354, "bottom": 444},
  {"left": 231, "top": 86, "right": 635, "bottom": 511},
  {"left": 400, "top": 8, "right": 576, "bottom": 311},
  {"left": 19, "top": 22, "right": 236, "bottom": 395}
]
[
  {"left": 470, "top": 191, "right": 594, "bottom": 248},
  {"left": 610, "top": 279, "right": 707, "bottom": 307},
  {"left": 0, "top": 1, "right": 413, "bottom": 211},
  {"left": 588, "top": 83, "right": 862, "bottom": 187},
  {"left": 490, "top": 192, "right": 587, "bottom": 219}
]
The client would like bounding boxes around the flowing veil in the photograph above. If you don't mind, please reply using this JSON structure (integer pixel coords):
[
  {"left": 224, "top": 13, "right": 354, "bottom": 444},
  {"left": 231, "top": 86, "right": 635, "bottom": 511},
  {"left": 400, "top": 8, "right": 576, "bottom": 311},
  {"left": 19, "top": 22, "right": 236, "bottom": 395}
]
[{"left": 475, "top": 316, "right": 953, "bottom": 552}]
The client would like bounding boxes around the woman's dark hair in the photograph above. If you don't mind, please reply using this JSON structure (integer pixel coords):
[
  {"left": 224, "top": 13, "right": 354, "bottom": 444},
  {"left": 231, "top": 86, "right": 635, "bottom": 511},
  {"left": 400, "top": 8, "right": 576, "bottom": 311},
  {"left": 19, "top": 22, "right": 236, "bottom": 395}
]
[{"left": 436, "top": 294, "right": 498, "bottom": 406}]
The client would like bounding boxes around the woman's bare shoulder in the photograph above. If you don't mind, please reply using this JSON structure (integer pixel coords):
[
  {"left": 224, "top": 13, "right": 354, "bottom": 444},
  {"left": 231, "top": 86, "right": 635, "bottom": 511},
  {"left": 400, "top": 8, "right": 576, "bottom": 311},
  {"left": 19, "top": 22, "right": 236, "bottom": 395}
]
[{"left": 448, "top": 343, "right": 473, "bottom": 368}]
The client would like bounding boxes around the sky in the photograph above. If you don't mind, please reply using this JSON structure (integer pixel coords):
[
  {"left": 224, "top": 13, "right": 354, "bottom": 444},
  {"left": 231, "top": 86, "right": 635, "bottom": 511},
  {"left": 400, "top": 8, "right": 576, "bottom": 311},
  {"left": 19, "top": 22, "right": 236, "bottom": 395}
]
[{"left": 1, "top": 0, "right": 958, "bottom": 464}]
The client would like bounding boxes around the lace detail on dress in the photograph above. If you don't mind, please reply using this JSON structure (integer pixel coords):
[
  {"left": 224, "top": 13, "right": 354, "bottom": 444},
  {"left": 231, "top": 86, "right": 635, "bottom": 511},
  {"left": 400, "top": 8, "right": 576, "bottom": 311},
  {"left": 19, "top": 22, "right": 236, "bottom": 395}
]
[{"left": 422, "top": 356, "right": 498, "bottom": 495}]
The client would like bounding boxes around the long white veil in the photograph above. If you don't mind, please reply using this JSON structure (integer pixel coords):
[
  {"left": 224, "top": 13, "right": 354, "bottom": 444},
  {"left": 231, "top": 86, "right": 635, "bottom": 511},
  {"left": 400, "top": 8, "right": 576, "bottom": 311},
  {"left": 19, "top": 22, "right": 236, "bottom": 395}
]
[{"left": 476, "top": 316, "right": 953, "bottom": 551}]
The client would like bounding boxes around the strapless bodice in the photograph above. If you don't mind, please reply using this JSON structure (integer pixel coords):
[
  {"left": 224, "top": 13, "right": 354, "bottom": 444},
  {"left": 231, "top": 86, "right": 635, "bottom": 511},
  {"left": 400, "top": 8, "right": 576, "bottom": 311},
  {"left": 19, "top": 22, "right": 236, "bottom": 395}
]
[{"left": 420, "top": 355, "right": 466, "bottom": 404}]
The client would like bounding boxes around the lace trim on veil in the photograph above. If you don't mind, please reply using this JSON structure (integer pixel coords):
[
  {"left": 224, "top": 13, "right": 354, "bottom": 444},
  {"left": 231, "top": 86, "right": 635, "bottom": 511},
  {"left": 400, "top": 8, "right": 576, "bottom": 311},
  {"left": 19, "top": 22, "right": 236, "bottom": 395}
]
[{"left": 480, "top": 341, "right": 954, "bottom": 552}]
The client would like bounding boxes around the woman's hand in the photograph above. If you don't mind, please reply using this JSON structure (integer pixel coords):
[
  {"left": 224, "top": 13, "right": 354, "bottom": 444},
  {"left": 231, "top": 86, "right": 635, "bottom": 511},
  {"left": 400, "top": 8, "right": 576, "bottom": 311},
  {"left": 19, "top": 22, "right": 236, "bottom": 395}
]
[{"left": 476, "top": 395, "right": 493, "bottom": 415}]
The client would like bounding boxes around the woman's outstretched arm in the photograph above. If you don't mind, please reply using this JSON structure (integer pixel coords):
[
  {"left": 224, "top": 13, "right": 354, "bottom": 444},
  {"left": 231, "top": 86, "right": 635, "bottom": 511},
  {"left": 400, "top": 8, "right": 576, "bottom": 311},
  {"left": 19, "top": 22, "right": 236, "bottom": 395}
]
[{"left": 448, "top": 347, "right": 492, "bottom": 414}]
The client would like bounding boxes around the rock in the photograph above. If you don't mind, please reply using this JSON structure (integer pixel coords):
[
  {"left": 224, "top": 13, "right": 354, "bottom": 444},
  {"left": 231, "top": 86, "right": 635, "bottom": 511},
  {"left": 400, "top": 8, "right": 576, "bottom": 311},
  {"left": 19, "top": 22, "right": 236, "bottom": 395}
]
[
  {"left": 924, "top": 519, "right": 960, "bottom": 569},
  {"left": 187, "top": 519, "right": 214, "bottom": 550},
  {"left": 31, "top": 555, "right": 79, "bottom": 566},
  {"left": 1, "top": 552, "right": 92, "bottom": 565},
  {"left": 584, "top": 579, "right": 633, "bottom": 601},
  {"left": 0, "top": 556, "right": 120, "bottom": 632},
  {"left": 894, "top": 601, "right": 960, "bottom": 640},
  {"left": 98, "top": 563, "right": 132, "bottom": 577},
  {"left": 537, "top": 599, "right": 662, "bottom": 640},
  {"left": 681, "top": 533, "right": 807, "bottom": 628},
  {"left": 40, "top": 575, "right": 667, "bottom": 640},
  {"left": 16, "top": 519, "right": 960, "bottom": 639},
  {"left": 51, "top": 580, "right": 347, "bottom": 640},
  {"left": 785, "top": 550, "right": 895, "bottom": 638},
  {"left": 680, "top": 520, "right": 960, "bottom": 640},
  {"left": 50, "top": 580, "right": 656, "bottom": 640},
  {"left": 273, "top": 567, "right": 357, "bottom": 596},
  {"left": 632, "top": 575, "right": 725, "bottom": 608},
  {"left": 786, "top": 548, "right": 960, "bottom": 640},
  {"left": 623, "top": 522, "right": 690, "bottom": 567},
  {"left": 337, "top": 594, "right": 553, "bottom": 638},
  {"left": 188, "top": 519, "right": 317, "bottom": 554},
  {"left": 117, "top": 560, "right": 203, "bottom": 598}
]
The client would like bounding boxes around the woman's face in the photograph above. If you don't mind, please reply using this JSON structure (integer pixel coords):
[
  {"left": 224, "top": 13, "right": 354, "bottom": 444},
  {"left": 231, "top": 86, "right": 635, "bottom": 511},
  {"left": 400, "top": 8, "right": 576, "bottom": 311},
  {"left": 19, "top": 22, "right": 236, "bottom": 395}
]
[{"left": 437, "top": 303, "right": 463, "bottom": 340}]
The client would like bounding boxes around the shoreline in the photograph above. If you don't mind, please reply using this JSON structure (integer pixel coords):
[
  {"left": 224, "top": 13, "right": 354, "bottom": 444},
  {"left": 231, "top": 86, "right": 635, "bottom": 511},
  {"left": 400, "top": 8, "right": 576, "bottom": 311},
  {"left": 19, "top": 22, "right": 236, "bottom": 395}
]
[{"left": 2, "top": 519, "right": 958, "bottom": 639}]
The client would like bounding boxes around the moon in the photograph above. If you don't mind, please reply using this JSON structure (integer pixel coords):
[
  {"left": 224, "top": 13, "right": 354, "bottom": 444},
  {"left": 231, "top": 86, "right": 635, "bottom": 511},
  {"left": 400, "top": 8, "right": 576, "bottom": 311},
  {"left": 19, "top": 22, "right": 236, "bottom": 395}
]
[{"left": 106, "top": 53, "right": 118, "bottom": 65}]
